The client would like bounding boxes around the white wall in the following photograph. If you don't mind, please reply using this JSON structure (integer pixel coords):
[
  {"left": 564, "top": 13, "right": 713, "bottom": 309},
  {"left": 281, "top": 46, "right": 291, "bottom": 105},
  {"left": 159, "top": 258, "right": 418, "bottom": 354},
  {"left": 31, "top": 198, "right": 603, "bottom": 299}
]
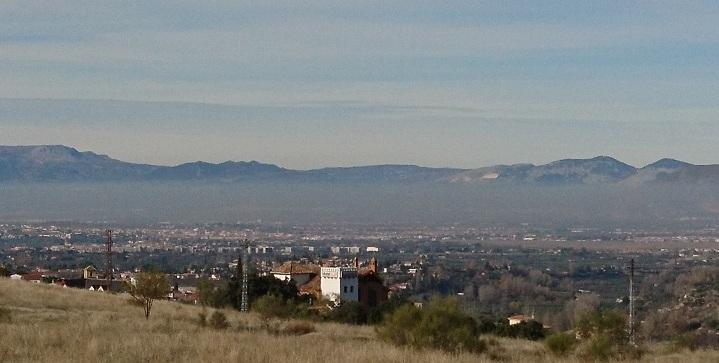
[
  {"left": 272, "top": 272, "right": 311, "bottom": 286},
  {"left": 320, "top": 267, "right": 358, "bottom": 303}
]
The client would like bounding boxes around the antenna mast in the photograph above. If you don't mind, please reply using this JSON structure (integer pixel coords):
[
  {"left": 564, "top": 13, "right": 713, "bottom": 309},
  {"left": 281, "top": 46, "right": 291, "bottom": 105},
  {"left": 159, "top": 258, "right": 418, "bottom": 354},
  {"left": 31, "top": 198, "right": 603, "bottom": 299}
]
[
  {"left": 105, "top": 229, "right": 114, "bottom": 291},
  {"left": 629, "top": 258, "right": 635, "bottom": 346},
  {"left": 241, "top": 239, "right": 251, "bottom": 312}
]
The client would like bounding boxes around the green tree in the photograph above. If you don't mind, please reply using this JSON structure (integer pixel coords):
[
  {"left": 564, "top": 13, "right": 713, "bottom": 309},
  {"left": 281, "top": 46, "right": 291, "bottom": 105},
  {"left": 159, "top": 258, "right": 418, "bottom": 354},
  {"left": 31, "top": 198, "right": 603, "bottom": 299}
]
[
  {"left": 127, "top": 271, "right": 171, "bottom": 319},
  {"left": 0, "top": 266, "right": 10, "bottom": 277},
  {"left": 222, "top": 271, "right": 300, "bottom": 311}
]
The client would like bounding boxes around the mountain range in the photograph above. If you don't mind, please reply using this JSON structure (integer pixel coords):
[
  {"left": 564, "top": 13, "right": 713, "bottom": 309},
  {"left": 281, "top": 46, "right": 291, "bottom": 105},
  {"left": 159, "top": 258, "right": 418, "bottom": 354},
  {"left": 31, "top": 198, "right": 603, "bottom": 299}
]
[{"left": 1, "top": 145, "right": 718, "bottom": 186}]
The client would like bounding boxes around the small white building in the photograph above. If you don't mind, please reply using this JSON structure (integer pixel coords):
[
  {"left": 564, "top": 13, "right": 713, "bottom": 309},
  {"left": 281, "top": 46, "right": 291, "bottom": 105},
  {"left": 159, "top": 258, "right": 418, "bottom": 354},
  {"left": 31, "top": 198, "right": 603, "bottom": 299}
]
[
  {"left": 508, "top": 314, "right": 535, "bottom": 326},
  {"left": 320, "top": 267, "right": 358, "bottom": 303}
]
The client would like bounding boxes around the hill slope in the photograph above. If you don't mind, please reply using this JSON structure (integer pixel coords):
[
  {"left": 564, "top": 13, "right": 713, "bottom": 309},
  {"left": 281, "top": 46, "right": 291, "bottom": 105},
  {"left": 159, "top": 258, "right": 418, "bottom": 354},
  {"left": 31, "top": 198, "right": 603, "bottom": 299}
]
[
  {"left": 0, "top": 145, "right": 158, "bottom": 181},
  {"left": 0, "top": 278, "right": 536, "bottom": 363},
  {"left": 1, "top": 279, "right": 717, "bottom": 362}
]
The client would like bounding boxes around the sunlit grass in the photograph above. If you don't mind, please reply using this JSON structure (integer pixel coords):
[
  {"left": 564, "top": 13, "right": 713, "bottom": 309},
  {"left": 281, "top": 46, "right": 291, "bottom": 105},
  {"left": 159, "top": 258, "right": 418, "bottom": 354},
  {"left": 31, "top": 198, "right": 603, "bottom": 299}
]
[{"left": 0, "top": 278, "right": 716, "bottom": 363}]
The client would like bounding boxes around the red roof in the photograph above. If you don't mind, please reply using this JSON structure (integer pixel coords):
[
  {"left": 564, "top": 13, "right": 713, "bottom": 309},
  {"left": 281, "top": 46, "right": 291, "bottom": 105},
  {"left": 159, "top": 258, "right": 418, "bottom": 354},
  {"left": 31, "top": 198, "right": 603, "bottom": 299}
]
[
  {"left": 271, "top": 261, "right": 319, "bottom": 275},
  {"left": 21, "top": 271, "right": 45, "bottom": 281}
]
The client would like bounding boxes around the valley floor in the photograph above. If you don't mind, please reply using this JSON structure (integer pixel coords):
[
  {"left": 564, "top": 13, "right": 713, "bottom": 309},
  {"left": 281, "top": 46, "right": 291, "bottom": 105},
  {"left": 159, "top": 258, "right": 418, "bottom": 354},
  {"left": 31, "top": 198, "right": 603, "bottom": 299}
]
[{"left": 0, "top": 278, "right": 716, "bottom": 363}]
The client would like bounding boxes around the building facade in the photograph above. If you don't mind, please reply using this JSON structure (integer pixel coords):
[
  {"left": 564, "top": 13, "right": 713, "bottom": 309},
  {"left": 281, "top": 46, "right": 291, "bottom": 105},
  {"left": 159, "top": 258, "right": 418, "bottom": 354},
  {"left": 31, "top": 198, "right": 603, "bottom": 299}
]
[{"left": 320, "top": 267, "right": 358, "bottom": 303}]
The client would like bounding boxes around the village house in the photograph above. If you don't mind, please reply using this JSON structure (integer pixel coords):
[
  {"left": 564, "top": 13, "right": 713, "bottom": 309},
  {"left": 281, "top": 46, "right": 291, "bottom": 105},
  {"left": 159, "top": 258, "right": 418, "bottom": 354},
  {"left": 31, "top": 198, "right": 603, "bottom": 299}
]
[
  {"left": 508, "top": 314, "right": 536, "bottom": 326},
  {"left": 270, "top": 261, "right": 319, "bottom": 287},
  {"left": 271, "top": 257, "right": 388, "bottom": 308},
  {"left": 20, "top": 270, "right": 45, "bottom": 283}
]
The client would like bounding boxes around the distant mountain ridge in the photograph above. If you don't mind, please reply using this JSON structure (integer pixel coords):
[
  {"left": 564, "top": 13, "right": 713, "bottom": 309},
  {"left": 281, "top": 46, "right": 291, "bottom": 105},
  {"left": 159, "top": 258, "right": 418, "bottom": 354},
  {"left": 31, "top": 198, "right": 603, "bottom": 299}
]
[
  {"left": 1, "top": 145, "right": 718, "bottom": 185},
  {"left": 0, "top": 145, "right": 462, "bottom": 183}
]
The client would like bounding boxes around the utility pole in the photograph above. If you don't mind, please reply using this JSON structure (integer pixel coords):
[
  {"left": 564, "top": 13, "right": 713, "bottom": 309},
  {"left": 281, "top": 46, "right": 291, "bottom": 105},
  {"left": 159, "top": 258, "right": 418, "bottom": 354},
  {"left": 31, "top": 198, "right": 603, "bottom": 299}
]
[
  {"left": 629, "top": 258, "right": 635, "bottom": 346},
  {"left": 105, "top": 229, "right": 114, "bottom": 292},
  {"left": 241, "top": 239, "right": 251, "bottom": 312}
]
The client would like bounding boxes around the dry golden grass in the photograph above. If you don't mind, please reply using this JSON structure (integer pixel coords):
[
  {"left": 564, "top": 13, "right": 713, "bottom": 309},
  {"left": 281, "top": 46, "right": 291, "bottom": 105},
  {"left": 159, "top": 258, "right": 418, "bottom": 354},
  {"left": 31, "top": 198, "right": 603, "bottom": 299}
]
[{"left": 0, "top": 278, "right": 717, "bottom": 363}]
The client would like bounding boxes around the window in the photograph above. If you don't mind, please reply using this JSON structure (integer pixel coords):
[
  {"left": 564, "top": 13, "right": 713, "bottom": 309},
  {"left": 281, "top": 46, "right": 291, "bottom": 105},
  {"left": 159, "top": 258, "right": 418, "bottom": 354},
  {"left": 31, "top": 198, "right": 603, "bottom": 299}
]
[
  {"left": 350, "top": 286, "right": 354, "bottom": 293},
  {"left": 344, "top": 286, "right": 348, "bottom": 293}
]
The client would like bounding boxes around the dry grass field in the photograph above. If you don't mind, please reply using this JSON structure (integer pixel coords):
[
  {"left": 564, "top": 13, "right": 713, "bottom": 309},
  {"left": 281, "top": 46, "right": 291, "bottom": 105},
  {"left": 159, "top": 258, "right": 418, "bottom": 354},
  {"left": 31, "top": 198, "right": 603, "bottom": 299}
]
[{"left": 0, "top": 278, "right": 717, "bottom": 363}]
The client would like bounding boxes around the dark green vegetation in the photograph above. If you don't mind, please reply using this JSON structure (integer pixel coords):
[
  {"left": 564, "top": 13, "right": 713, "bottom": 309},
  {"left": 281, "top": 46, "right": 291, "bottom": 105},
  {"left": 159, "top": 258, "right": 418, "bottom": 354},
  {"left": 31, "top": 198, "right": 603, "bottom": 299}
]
[
  {"left": 545, "top": 333, "right": 577, "bottom": 356},
  {"left": 377, "top": 298, "right": 485, "bottom": 354}
]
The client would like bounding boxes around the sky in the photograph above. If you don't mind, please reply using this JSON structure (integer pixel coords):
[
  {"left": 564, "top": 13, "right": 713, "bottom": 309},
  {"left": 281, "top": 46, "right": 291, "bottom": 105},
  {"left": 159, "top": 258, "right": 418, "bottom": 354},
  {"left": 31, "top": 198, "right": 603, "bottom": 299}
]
[{"left": 1, "top": 1, "right": 718, "bottom": 169}]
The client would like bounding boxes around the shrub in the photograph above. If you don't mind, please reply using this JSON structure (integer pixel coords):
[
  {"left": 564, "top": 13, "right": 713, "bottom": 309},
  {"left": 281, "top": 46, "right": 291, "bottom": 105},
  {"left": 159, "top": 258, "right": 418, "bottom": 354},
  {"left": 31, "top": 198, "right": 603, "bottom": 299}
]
[
  {"left": 197, "top": 310, "right": 207, "bottom": 327},
  {"left": 376, "top": 297, "right": 485, "bottom": 354},
  {"left": 583, "top": 335, "right": 614, "bottom": 361},
  {"left": 366, "top": 293, "right": 408, "bottom": 325},
  {"left": 707, "top": 319, "right": 719, "bottom": 330},
  {"left": 575, "top": 309, "right": 627, "bottom": 343},
  {"left": 574, "top": 309, "right": 632, "bottom": 361},
  {"left": 209, "top": 311, "right": 230, "bottom": 330},
  {"left": 668, "top": 333, "right": 698, "bottom": 352},
  {"left": 328, "top": 301, "right": 367, "bottom": 325},
  {"left": 545, "top": 332, "right": 577, "bottom": 356},
  {"left": 376, "top": 304, "right": 423, "bottom": 347},
  {"left": 283, "top": 321, "right": 316, "bottom": 336},
  {"left": 0, "top": 307, "right": 11, "bottom": 323},
  {"left": 252, "top": 294, "right": 299, "bottom": 319}
]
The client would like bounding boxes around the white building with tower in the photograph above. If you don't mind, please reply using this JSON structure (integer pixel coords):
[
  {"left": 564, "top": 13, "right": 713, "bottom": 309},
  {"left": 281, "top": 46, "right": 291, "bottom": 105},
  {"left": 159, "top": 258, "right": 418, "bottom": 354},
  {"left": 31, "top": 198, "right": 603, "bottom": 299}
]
[{"left": 320, "top": 266, "right": 358, "bottom": 303}]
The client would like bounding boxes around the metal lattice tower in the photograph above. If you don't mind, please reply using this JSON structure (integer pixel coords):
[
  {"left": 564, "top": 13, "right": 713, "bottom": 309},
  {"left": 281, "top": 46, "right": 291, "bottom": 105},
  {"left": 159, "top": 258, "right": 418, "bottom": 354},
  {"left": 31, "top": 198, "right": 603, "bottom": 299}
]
[
  {"left": 628, "top": 258, "right": 635, "bottom": 346},
  {"left": 240, "top": 239, "right": 251, "bottom": 312},
  {"left": 104, "top": 229, "right": 114, "bottom": 291}
]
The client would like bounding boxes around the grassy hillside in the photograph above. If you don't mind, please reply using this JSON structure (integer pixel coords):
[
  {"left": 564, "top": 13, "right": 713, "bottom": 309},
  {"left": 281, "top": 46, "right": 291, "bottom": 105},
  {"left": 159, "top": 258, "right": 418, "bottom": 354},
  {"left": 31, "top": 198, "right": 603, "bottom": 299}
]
[{"left": 0, "top": 278, "right": 716, "bottom": 363}]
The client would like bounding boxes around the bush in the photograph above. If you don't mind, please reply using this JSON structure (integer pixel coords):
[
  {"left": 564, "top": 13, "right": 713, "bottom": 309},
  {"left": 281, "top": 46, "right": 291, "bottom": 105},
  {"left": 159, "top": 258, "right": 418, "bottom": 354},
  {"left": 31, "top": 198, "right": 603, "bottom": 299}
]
[
  {"left": 575, "top": 309, "right": 627, "bottom": 343},
  {"left": 573, "top": 309, "right": 632, "bottom": 361},
  {"left": 328, "top": 301, "right": 367, "bottom": 325},
  {"left": 545, "top": 332, "right": 577, "bottom": 356},
  {"left": 376, "top": 304, "right": 422, "bottom": 347},
  {"left": 366, "top": 293, "right": 408, "bottom": 325},
  {"left": 209, "top": 311, "right": 230, "bottom": 330},
  {"left": 707, "top": 319, "right": 719, "bottom": 330},
  {"left": 0, "top": 307, "right": 11, "bottom": 323},
  {"left": 283, "top": 321, "right": 316, "bottom": 336},
  {"left": 376, "top": 297, "right": 485, "bottom": 354},
  {"left": 197, "top": 310, "right": 207, "bottom": 327},
  {"left": 495, "top": 320, "right": 546, "bottom": 340},
  {"left": 252, "top": 294, "right": 301, "bottom": 319},
  {"left": 668, "top": 333, "right": 698, "bottom": 352},
  {"left": 582, "top": 335, "right": 614, "bottom": 361}
]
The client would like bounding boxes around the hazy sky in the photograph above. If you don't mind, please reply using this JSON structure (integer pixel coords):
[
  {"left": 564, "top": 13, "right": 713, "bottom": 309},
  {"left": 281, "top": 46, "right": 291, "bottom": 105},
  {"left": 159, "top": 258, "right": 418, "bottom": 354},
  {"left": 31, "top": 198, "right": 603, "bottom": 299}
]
[{"left": 1, "top": 1, "right": 718, "bottom": 169}]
